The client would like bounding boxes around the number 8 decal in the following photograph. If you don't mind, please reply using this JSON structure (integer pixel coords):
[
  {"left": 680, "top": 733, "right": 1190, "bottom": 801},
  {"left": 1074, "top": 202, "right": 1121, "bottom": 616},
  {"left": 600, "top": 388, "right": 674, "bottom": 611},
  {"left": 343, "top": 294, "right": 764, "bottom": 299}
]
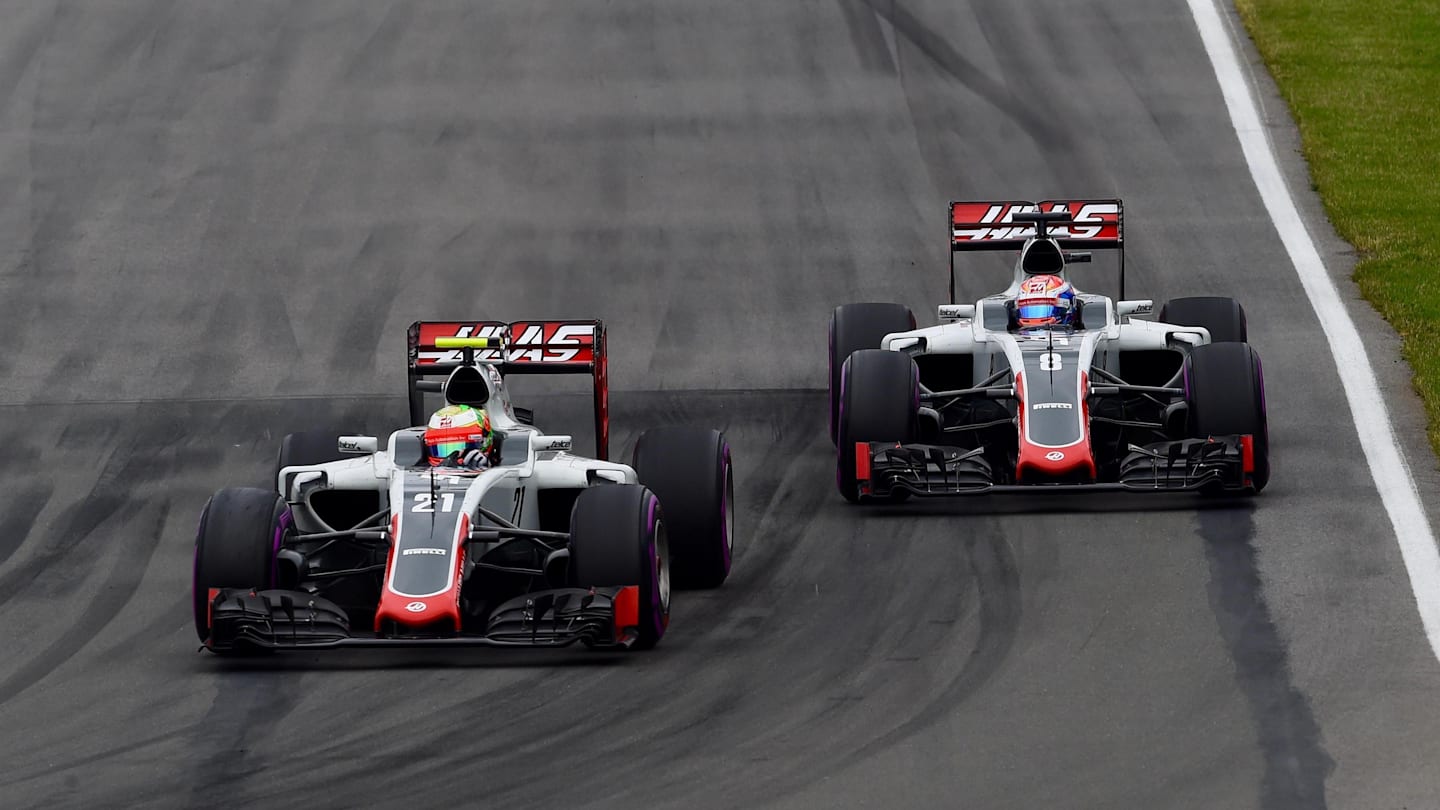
[{"left": 1040, "top": 352, "right": 1062, "bottom": 371}]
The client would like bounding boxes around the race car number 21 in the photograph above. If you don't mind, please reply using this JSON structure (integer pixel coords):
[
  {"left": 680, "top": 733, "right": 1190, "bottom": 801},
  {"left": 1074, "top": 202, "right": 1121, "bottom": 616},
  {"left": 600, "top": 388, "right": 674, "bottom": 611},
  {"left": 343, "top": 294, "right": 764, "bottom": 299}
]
[{"left": 412, "top": 493, "right": 456, "bottom": 513}]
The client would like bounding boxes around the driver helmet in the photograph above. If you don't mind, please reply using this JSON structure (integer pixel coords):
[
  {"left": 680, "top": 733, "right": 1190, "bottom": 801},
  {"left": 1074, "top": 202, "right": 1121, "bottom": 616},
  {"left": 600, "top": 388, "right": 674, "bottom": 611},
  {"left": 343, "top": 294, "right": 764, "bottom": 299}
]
[
  {"left": 424, "top": 404, "right": 494, "bottom": 466},
  {"left": 1015, "top": 274, "right": 1077, "bottom": 328}
]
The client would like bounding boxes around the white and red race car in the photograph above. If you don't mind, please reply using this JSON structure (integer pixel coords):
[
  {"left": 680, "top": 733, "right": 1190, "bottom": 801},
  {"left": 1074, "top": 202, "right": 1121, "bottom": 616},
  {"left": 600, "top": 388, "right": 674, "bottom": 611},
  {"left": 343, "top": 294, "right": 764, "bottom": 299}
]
[
  {"left": 828, "top": 199, "right": 1268, "bottom": 501},
  {"left": 192, "top": 320, "right": 735, "bottom": 654}
]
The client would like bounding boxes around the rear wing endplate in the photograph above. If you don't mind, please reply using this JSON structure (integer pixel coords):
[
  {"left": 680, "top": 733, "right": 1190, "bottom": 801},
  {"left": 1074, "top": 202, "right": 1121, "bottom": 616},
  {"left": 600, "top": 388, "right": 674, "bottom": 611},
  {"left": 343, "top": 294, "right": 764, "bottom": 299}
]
[
  {"left": 406, "top": 320, "right": 609, "bottom": 460},
  {"left": 948, "top": 199, "right": 1125, "bottom": 301}
]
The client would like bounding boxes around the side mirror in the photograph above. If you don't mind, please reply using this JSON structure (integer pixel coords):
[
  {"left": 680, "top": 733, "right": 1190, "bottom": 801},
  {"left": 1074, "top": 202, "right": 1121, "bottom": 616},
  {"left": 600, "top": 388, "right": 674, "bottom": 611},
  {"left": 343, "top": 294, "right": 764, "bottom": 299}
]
[
  {"left": 1117, "top": 300, "right": 1154, "bottom": 317},
  {"left": 338, "top": 435, "right": 378, "bottom": 454},
  {"left": 938, "top": 304, "right": 975, "bottom": 322},
  {"left": 531, "top": 434, "right": 573, "bottom": 452}
]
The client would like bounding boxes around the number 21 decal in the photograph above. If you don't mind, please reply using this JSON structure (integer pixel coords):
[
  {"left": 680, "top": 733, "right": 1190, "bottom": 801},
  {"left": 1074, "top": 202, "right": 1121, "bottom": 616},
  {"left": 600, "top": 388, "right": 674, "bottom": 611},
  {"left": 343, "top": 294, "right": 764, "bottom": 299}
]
[{"left": 412, "top": 493, "right": 456, "bottom": 513}]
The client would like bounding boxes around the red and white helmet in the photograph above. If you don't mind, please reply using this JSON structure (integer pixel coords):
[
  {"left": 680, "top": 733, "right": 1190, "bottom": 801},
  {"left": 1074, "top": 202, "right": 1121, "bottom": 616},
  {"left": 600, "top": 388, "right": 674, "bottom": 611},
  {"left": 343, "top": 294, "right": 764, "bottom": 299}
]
[
  {"left": 1015, "top": 275, "right": 1077, "bottom": 328},
  {"left": 424, "top": 404, "right": 494, "bottom": 466}
]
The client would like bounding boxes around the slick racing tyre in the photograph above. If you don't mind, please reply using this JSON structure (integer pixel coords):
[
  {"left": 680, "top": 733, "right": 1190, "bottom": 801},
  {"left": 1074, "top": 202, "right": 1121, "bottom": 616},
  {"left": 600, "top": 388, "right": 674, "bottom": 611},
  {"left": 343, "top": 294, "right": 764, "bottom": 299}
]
[
  {"left": 273, "top": 429, "right": 360, "bottom": 493},
  {"left": 1184, "top": 342, "right": 1269, "bottom": 493},
  {"left": 836, "top": 349, "right": 918, "bottom": 503},
  {"left": 193, "top": 487, "right": 288, "bottom": 644},
  {"left": 569, "top": 485, "right": 670, "bottom": 650},
  {"left": 829, "top": 303, "right": 916, "bottom": 445},
  {"left": 632, "top": 426, "right": 734, "bottom": 589},
  {"left": 1159, "top": 296, "right": 1248, "bottom": 343}
]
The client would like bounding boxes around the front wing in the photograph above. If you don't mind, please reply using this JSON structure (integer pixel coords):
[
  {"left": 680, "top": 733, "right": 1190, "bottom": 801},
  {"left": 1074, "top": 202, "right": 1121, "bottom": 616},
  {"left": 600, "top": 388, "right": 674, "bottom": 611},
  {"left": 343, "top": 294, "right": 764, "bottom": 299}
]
[
  {"left": 202, "top": 586, "right": 643, "bottom": 652},
  {"left": 856, "top": 435, "right": 1259, "bottom": 496}
]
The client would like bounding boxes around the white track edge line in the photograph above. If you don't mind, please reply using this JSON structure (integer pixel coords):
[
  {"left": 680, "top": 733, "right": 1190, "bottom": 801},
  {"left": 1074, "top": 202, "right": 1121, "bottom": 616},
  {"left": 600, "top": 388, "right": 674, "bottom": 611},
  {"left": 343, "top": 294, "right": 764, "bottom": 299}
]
[{"left": 1188, "top": 0, "right": 1440, "bottom": 657}]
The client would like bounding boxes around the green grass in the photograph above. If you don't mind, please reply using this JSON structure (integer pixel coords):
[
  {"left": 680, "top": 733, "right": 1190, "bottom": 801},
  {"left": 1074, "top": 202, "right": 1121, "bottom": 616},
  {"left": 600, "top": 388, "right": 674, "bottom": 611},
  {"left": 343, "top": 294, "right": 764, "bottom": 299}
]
[{"left": 1235, "top": 0, "right": 1440, "bottom": 454}]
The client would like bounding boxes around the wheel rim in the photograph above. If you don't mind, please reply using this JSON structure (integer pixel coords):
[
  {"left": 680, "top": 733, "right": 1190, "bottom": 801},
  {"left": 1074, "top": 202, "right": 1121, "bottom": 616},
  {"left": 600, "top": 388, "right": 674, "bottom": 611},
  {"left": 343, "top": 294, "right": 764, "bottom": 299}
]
[
  {"left": 723, "top": 462, "right": 735, "bottom": 559},
  {"left": 655, "top": 518, "right": 671, "bottom": 615}
]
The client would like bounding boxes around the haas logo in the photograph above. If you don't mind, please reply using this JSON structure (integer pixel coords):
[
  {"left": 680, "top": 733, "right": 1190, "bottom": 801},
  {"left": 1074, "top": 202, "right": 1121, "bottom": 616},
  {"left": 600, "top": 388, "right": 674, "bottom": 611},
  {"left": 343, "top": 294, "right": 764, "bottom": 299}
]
[
  {"left": 953, "top": 201, "right": 1120, "bottom": 242},
  {"left": 418, "top": 322, "right": 595, "bottom": 365}
]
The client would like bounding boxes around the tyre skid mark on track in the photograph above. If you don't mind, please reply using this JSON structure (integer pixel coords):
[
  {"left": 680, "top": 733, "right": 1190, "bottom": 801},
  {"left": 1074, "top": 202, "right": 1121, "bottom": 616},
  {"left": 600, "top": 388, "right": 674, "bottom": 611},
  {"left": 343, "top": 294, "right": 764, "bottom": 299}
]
[
  {"left": 0, "top": 418, "right": 140, "bottom": 611},
  {"left": 269, "top": 669, "right": 603, "bottom": 805},
  {"left": 0, "top": 482, "right": 54, "bottom": 569},
  {"left": 185, "top": 669, "right": 305, "bottom": 808},
  {"left": 1199, "top": 504, "right": 1333, "bottom": 808},
  {"left": 856, "top": 0, "right": 1078, "bottom": 163},
  {"left": 0, "top": 724, "right": 198, "bottom": 790},
  {"left": 822, "top": 519, "right": 1020, "bottom": 771},
  {"left": 0, "top": 499, "right": 171, "bottom": 707},
  {"left": 836, "top": 0, "right": 897, "bottom": 75}
]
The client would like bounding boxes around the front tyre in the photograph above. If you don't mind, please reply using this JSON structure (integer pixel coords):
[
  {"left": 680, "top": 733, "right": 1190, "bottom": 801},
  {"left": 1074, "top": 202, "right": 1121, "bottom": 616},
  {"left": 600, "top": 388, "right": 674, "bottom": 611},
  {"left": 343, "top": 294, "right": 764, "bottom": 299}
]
[
  {"left": 569, "top": 485, "right": 669, "bottom": 650},
  {"left": 193, "top": 487, "right": 288, "bottom": 645},
  {"left": 1185, "top": 342, "right": 1269, "bottom": 492},
  {"left": 836, "top": 349, "right": 918, "bottom": 503}
]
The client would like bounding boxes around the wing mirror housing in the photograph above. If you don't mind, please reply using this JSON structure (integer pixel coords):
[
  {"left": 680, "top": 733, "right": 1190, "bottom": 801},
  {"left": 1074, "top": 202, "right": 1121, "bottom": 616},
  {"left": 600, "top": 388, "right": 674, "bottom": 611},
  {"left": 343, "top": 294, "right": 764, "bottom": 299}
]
[
  {"left": 1117, "top": 300, "right": 1154, "bottom": 317},
  {"left": 938, "top": 304, "right": 975, "bottom": 323},
  {"left": 531, "top": 434, "right": 573, "bottom": 452},
  {"left": 338, "top": 435, "right": 378, "bottom": 454}
]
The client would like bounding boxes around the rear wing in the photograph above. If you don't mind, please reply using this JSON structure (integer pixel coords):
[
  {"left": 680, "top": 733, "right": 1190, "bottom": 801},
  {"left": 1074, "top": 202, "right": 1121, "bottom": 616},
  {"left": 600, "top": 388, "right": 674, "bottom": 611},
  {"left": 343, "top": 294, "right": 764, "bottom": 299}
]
[
  {"left": 948, "top": 199, "right": 1125, "bottom": 301},
  {"left": 407, "top": 320, "right": 609, "bottom": 460}
]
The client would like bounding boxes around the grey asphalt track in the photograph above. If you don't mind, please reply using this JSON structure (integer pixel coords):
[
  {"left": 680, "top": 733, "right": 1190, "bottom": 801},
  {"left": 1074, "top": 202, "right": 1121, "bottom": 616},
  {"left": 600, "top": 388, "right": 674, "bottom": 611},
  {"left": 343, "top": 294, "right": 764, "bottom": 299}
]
[{"left": 2, "top": 2, "right": 1439, "bottom": 808}]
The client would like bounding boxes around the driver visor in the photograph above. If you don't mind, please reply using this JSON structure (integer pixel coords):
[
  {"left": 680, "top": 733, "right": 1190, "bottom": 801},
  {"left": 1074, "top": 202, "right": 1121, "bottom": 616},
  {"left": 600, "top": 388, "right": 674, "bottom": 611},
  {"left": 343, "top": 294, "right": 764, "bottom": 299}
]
[
  {"left": 427, "top": 439, "right": 472, "bottom": 458},
  {"left": 1017, "top": 302, "right": 1060, "bottom": 321}
]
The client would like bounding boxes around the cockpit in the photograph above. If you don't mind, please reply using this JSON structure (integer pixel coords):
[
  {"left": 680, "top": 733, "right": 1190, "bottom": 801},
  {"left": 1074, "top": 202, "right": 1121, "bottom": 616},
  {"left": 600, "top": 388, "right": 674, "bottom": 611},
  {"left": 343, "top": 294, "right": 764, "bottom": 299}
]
[{"left": 389, "top": 426, "right": 533, "bottom": 470}]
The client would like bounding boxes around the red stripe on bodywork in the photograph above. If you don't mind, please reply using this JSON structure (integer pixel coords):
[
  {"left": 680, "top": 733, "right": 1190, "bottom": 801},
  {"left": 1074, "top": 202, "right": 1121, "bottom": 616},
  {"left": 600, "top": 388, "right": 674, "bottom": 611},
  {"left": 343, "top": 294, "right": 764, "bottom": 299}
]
[
  {"left": 374, "top": 513, "right": 468, "bottom": 635},
  {"left": 206, "top": 588, "right": 219, "bottom": 639},
  {"left": 854, "top": 442, "right": 871, "bottom": 481},
  {"left": 1013, "top": 372, "right": 1097, "bottom": 482},
  {"left": 1241, "top": 434, "right": 1255, "bottom": 476},
  {"left": 613, "top": 585, "right": 640, "bottom": 640}
]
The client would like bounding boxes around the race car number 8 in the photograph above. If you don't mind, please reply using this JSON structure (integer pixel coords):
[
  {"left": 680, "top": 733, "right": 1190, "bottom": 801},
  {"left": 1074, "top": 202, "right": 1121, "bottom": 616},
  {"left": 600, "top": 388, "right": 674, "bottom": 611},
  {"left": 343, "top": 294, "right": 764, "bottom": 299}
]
[
  {"left": 412, "top": 493, "right": 456, "bottom": 513},
  {"left": 1040, "top": 352, "right": 1062, "bottom": 371}
]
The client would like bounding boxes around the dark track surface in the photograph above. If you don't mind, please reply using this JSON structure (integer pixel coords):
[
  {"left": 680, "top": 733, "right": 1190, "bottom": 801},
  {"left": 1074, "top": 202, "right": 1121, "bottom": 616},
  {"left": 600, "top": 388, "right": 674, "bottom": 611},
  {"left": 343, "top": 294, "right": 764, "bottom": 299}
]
[{"left": 2, "top": 2, "right": 1439, "bottom": 808}]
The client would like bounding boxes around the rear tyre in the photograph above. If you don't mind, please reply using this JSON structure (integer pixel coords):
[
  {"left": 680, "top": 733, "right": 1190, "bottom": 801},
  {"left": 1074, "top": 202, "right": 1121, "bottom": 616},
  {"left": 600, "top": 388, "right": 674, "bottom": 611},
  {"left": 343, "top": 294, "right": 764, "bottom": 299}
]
[
  {"left": 569, "top": 485, "right": 669, "bottom": 650},
  {"left": 836, "top": 349, "right": 918, "bottom": 503},
  {"left": 193, "top": 487, "right": 288, "bottom": 645},
  {"left": 1185, "top": 342, "right": 1270, "bottom": 492},
  {"left": 1159, "top": 296, "right": 1247, "bottom": 343},
  {"left": 631, "top": 427, "right": 734, "bottom": 589},
  {"left": 273, "top": 430, "right": 358, "bottom": 493},
  {"left": 829, "top": 303, "right": 916, "bottom": 444}
]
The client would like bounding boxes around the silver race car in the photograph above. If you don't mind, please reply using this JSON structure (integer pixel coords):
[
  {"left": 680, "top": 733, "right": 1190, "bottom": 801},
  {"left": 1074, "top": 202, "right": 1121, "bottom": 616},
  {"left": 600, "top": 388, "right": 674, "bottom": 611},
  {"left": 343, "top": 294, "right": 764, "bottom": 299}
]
[
  {"left": 829, "top": 199, "right": 1267, "bottom": 501},
  {"left": 193, "top": 320, "right": 734, "bottom": 654}
]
